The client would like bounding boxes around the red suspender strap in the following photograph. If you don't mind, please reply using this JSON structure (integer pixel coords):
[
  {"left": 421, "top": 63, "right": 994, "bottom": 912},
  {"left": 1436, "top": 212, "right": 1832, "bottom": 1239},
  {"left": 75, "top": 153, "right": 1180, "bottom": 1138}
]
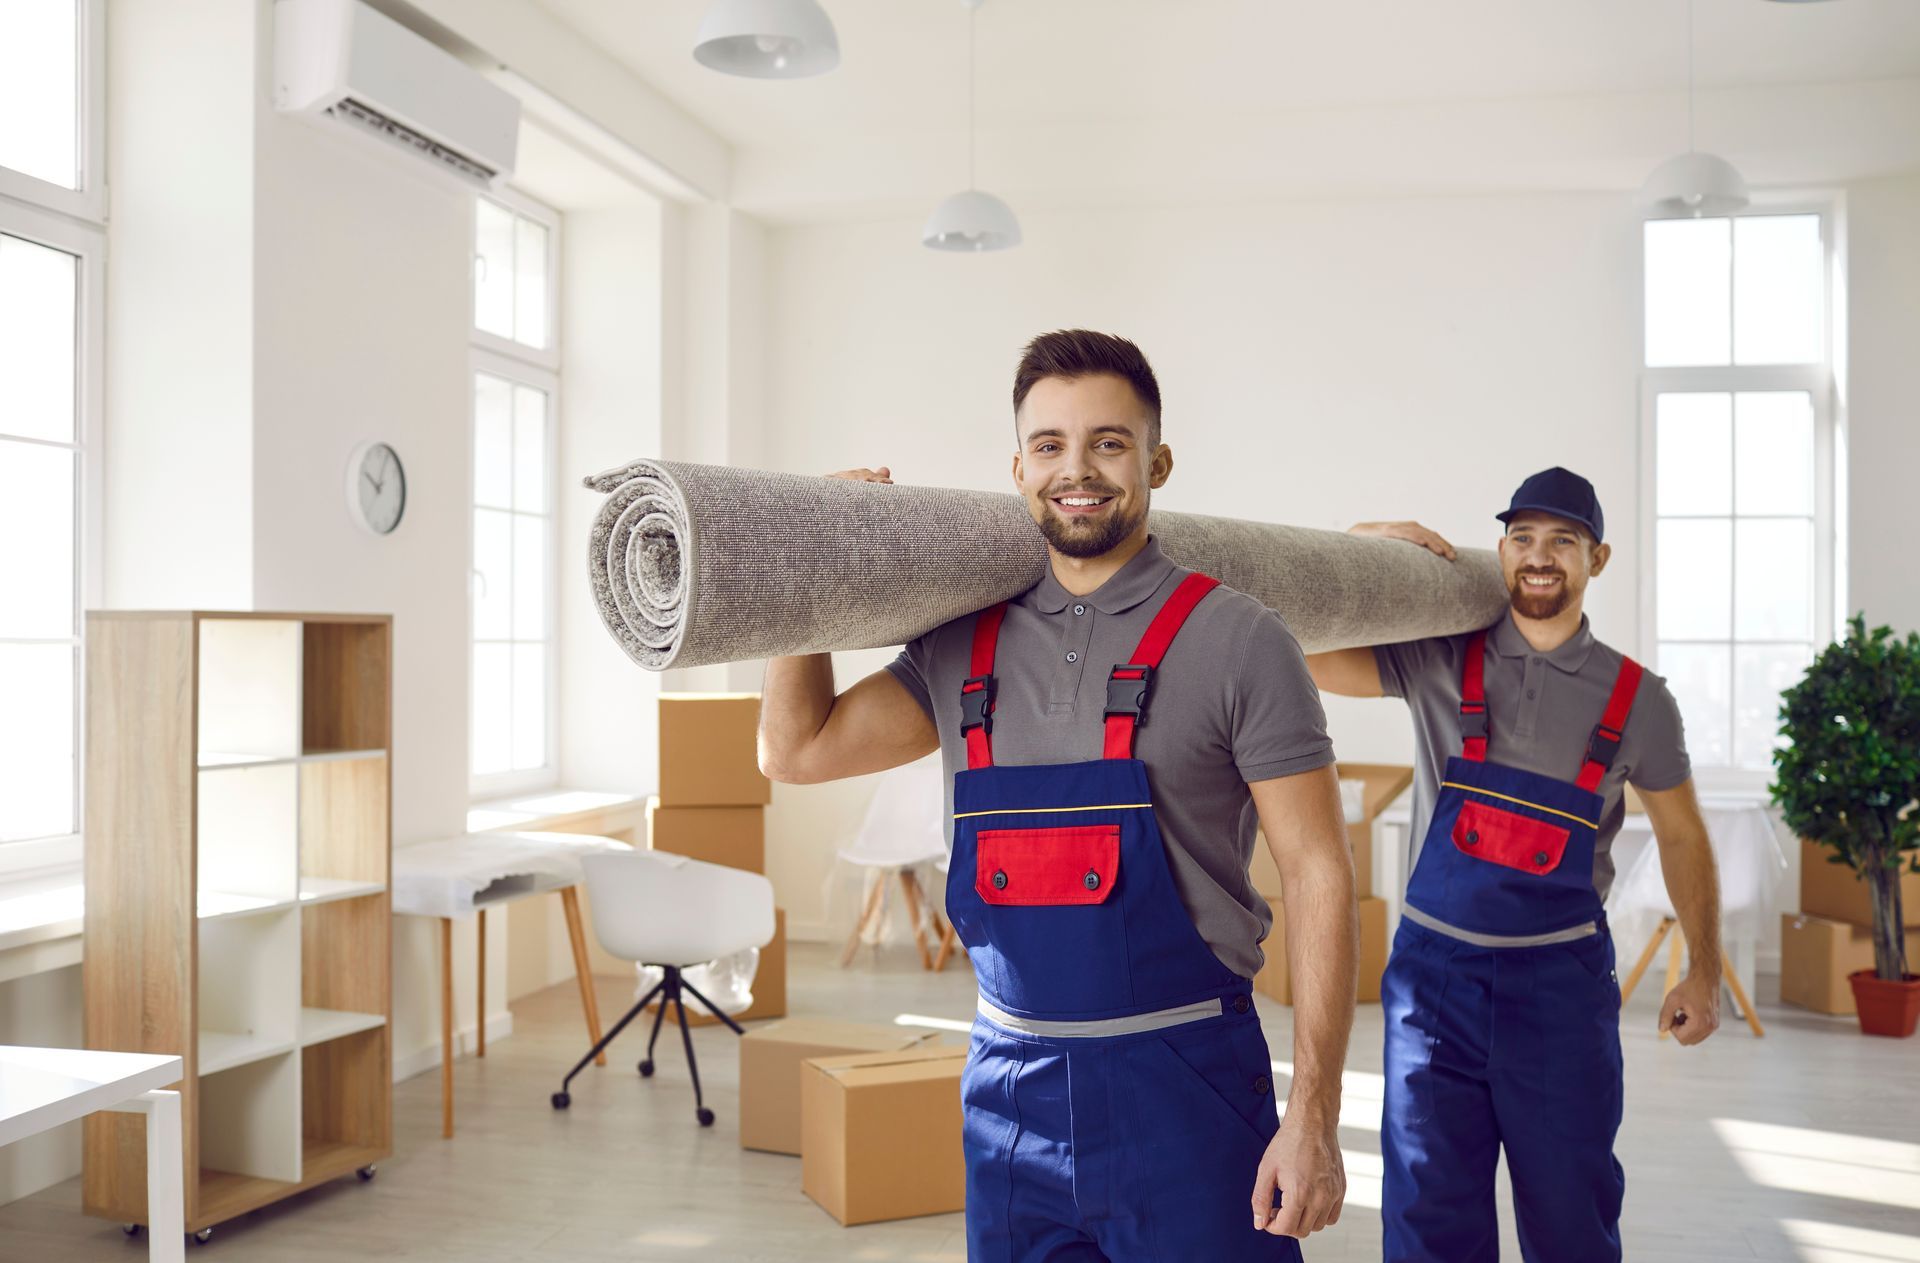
[
  {"left": 1102, "top": 573, "right": 1223, "bottom": 760},
  {"left": 1576, "top": 656, "right": 1644, "bottom": 792},
  {"left": 961, "top": 604, "right": 1007, "bottom": 770},
  {"left": 1457, "top": 630, "right": 1491, "bottom": 762}
]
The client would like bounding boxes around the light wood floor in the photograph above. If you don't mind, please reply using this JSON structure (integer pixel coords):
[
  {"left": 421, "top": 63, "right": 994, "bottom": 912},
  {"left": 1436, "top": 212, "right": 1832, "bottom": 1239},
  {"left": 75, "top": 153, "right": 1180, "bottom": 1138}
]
[{"left": 4, "top": 943, "right": 1917, "bottom": 1261}]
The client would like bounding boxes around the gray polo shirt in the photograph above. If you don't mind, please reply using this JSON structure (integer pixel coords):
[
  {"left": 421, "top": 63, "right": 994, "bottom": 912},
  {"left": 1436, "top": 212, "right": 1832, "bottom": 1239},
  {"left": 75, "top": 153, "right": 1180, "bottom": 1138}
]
[
  {"left": 886, "top": 534, "right": 1335, "bottom": 978},
  {"left": 1374, "top": 614, "right": 1692, "bottom": 899}
]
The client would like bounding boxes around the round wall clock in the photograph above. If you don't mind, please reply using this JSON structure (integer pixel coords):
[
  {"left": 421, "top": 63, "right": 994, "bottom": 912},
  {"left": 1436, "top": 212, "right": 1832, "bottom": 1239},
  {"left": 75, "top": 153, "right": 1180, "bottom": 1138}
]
[{"left": 346, "top": 441, "right": 406, "bottom": 535}]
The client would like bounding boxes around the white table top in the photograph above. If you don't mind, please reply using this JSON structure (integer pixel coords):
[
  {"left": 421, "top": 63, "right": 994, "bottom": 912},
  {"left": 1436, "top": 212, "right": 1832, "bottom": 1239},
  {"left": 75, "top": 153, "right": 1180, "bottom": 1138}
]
[
  {"left": 0, "top": 1046, "right": 182, "bottom": 1147},
  {"left": 391, "top": 830, "right": 632, "bottom": 920}
]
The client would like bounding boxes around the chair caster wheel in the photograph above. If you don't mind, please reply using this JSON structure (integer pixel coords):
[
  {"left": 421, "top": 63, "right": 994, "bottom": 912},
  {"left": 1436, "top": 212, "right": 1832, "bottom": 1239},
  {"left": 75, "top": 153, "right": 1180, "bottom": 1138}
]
[
  {"left": 193, "top": 1228, "right": 214, "bottom": 1244},
  {"left": 638, "top": 1059, "right": 655, "bottom": 1078},
  {"left": 697, "top": 1107, "right": 715, "bottom": 1127},
  {"left": 123, "top": 1224, "right": 141, "bottom": 1237},
  {"left": 551, "top": 1091, "right": 571, "bottom": 1109},
  {"left": 356, "top": 1164, "right": 376, "bottom": 1181}
]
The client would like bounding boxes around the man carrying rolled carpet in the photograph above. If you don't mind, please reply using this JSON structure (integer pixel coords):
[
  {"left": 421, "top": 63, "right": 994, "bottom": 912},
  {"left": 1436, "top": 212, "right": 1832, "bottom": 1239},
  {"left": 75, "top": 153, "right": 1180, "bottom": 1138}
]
[
  {"left": 759, "top": 329, "right": 1357, "bottom": 1260},
  {"left": 1306, "top": 467, "right": 1724, "bottom": 1262}
]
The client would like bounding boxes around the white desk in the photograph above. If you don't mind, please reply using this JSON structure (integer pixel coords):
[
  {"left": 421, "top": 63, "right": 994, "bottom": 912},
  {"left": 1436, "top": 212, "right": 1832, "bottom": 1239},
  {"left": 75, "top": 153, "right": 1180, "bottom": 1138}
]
[{"left": 0, "top": 1046, "right": 184, "bottom": 1260}]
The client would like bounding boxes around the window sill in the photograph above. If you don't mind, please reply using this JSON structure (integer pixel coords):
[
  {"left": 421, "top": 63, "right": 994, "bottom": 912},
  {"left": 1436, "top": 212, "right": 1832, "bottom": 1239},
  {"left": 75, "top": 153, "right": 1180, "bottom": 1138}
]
[{"left": 0, "top": 866, "right": 85, "bottom": 983}]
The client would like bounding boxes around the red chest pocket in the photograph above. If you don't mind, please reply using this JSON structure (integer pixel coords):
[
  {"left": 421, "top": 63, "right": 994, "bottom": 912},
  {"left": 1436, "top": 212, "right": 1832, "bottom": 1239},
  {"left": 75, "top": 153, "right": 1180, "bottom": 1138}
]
[
  {"left": 975, "top": 824, "right": 1120, "bottom": 906},
  {"left": 1452, "top": 801, "right": 1571, "bottom": 875}
]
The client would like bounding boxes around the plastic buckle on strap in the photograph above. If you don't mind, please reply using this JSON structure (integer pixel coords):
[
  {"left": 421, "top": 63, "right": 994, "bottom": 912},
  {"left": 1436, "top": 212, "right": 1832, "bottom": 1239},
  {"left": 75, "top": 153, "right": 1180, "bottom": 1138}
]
[
  {"left": 1457, "top": 705, "right": 1489, "bottom": 741},
  {"left": 1105, "top": 665, "right": 1153, "bottom": 723},
  {"left": 1585, "top": 724, "right": 1622, "bottom": 771},
  {"left": 960, "top": 675, "right": 995, "bottom": 735}
]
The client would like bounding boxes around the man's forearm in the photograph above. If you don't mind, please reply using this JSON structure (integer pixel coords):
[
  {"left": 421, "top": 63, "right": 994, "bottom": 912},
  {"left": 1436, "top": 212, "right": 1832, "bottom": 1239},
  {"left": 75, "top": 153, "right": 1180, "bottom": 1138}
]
[
  {"left": 757, "top": 653, "right": 836, "bottom": 778},
  {"left": 1661, "top": 832, "right": 1723, "bottom": 977},
  {"left": 1280, "top": 849, "right": 1357, "bottom": 1123}
]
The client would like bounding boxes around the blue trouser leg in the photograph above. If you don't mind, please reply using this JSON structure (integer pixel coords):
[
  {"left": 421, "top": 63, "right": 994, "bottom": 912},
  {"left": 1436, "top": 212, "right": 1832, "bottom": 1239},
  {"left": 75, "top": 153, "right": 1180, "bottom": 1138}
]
[
  {"left": 1381, "top": 924, "right": 1501, "bottom": 1262},
  {"left": 964, "top": 1018, "right": 1302, "bottom": 1262},
  {"left": 1491, "top": 934, "right": 1626, "bottom": 1263}
]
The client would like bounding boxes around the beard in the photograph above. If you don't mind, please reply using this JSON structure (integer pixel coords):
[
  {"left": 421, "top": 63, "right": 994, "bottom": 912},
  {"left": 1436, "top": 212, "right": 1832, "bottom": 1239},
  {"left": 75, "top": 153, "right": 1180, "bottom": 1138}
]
[
  {"left": 1037, "top": 492, "right": 1145, "bottom": 558},
  {"left": 1508, "top": 570, "right": 1574, "bottom": 620}
]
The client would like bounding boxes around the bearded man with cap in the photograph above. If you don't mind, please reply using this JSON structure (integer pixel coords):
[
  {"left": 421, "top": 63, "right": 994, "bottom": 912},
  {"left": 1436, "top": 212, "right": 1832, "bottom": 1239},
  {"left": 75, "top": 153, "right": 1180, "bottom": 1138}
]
[{"left": 1306, "top": 467, "right": 1726, "bottom": 1262}]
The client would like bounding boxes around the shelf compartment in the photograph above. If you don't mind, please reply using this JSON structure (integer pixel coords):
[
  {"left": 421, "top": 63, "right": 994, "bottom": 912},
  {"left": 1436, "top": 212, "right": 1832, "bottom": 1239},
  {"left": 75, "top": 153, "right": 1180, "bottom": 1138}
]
[
  {"left": 298, "top": 1008, "right": 385, "bottom": 1047},
  {"left": 302, "top": 1026, "right": 389, "bottom": 1157},
  {"left": 196, "top": 1138, "right": 383, "bottom": 1232},
  {"left": 198, "top": 1052, "right": 300, "bottom": 1185},
  {"left": 198, "top": 909, "right": 298, "bottom": 1070},
  {"left": 302, "top": 622, "right": 389, "bottom": 755},
  {"left": 299, "top": 755, "right": 388, "bottom": 890},
  {"left": 197, "top": 762, "right": 299, "bottom": 911},
  {"left": 197, "top": 619, "right": 301, "bottom": 765}
]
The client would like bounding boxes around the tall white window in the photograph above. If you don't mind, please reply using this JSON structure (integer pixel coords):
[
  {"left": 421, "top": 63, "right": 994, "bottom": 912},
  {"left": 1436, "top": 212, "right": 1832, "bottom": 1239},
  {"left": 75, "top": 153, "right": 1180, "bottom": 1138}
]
[
  {"left": 1, "top": 0, "right": 104, "bottom": 863},
  {"left": 470, "top": 192, "right": 559, "bottom": 796},
  {"left": 1641, "top": 212, "right": 1839, "bottom": 776}
]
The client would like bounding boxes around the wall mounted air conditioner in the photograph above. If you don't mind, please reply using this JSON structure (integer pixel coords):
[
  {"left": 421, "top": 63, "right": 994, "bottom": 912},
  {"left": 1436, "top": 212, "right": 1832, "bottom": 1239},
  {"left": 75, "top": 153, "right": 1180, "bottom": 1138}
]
[{"left": 274, "top": 0, "right": 519, "bottom": 189}]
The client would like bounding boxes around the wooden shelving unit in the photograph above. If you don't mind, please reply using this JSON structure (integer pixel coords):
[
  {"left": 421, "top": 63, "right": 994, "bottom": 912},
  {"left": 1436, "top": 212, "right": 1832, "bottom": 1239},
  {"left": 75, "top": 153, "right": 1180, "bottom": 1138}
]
[{"left": 82, "top": 611, "right": 393, "bottom": 1237}]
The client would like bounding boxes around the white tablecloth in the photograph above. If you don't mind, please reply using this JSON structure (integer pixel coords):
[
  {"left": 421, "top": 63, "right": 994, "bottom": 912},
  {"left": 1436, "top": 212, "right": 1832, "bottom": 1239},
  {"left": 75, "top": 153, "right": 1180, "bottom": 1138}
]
[{"left": 391, "top": 831, "right": 631, "bottom": 920}]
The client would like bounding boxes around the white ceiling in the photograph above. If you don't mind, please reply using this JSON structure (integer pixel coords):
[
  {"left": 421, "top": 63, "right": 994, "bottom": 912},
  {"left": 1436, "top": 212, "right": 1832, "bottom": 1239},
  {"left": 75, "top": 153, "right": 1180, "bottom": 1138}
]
[{"left": 529, "top": 0, "right": 1920, "bottom": 219}]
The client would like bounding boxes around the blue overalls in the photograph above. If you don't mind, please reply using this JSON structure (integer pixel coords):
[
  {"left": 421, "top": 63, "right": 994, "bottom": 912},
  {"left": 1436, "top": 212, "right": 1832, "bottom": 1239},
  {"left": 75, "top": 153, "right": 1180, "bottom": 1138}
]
[
  {"left": 944, "top": 574, "right": 1303, "bottom": 1263},
  {"left": 1380, "top": 626, "right": 1644, "bottom": 1262}
]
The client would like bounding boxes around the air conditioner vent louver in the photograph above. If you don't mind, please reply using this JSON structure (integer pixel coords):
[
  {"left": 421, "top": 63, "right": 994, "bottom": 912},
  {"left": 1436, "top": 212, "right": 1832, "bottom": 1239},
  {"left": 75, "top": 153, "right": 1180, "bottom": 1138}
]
[{"left": 326, "top": 97, "right": 498, "bottom": 186}]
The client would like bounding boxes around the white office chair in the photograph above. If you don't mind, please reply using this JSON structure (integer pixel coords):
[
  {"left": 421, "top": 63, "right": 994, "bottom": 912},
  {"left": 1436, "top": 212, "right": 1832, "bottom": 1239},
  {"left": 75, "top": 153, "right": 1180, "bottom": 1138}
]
[
  {"left": 550, "top": 851, "right": 774, "bottom": 1127},
  {"left": 836, "top": 754, "right": 951, "bottom": 969}
]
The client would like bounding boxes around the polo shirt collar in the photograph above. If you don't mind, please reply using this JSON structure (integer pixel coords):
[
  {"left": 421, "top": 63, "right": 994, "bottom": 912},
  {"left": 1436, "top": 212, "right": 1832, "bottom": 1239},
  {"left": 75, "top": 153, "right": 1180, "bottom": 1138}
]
[
  {"left": 1492, "top": 610, "right": 1597, "bottom": 674},
  {"left": 1028, "top": 534, "right": 1176, "bottom": 615}
]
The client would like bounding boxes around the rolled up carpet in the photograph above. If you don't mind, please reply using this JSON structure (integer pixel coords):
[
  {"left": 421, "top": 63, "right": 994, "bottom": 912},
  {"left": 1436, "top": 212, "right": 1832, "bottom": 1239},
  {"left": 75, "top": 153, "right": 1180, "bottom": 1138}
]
[{"left": 584, "top": 458, "right": 1508, "bottom": 672}]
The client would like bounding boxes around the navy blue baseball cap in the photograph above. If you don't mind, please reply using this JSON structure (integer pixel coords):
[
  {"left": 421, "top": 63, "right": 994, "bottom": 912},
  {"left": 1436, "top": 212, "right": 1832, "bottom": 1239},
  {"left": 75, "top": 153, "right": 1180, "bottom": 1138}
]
[{"left": 1496, "top": 467, "right": 1604, "bottom": 543}]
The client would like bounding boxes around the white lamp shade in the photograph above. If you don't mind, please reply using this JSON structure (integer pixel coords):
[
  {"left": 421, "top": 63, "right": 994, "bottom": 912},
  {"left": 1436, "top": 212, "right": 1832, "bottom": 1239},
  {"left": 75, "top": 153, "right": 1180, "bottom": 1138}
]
[
  {"left": 921, "top": 189, "right": 1022, "bottom": 252},
  {"left": 693, "top": 0, "right": 839, "bottom": 80},
  {"left": 1637, "top": 151, "right": 1751, "bottom": 218}
]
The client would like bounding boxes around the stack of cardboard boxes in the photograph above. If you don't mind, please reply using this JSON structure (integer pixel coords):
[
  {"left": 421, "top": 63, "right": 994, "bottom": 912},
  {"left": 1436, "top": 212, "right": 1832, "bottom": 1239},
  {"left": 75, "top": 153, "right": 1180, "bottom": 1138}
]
[
  {"left": 740, "top": 1018, "right": 969, "bottom": 1226},
  {"left": 648, "top": 693, "right": 786, "bottom": 1023},
  {"left": 1782, "top": 839, "right": 1920, "bottom": 1015},
  {"left": 1249, "top": 762, "right": 1411, "bottom": 1006}
]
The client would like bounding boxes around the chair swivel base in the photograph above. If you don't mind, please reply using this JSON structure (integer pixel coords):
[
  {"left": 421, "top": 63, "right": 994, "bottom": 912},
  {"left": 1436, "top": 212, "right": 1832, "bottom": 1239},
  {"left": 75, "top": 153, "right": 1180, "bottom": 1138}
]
[{"left": 550, "top": 964, "right": 747, "bottom": 1127}]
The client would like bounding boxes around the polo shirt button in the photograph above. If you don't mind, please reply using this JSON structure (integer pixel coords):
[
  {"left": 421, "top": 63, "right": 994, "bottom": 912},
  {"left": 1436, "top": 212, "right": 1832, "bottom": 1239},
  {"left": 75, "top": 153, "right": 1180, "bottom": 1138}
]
[
  {"left": 1232, "top": 995, "right": 1251, "bottom": 1014},
  {"left": 1066, "top": 651, "right": 1078, "bottom": 663},
  {"left": 1526, "top": 688, "right": 1537, "bottom": 699},
  {"left": 1253, "top": 1075, "right": 1272, "bottom": 1095},
  {"left": 992, "top": 870, "right": 1008, "bottom": 890},
  {"left": 1073, "top": 604, "right": 1086, "bottom": 616},
  {"left": 1534, "top": 852, "right": 1551, "bottom": 867},
  {"left": 1530, "top": 656, "right": 1542, "bottom": 665}
]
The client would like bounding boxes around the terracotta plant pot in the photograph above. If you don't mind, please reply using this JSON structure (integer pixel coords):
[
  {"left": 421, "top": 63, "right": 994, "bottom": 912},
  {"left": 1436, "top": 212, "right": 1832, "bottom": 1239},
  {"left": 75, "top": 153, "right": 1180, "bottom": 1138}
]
[{"left": 1848, "top": 970, "right": 1920, "bottom": 1038}]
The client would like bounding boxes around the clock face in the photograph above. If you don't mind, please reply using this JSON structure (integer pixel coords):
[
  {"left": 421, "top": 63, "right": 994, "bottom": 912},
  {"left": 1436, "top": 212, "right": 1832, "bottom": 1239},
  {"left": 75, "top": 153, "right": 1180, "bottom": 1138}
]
[{"left": 349, "top": 442, "right": 406, "bottom": 535}]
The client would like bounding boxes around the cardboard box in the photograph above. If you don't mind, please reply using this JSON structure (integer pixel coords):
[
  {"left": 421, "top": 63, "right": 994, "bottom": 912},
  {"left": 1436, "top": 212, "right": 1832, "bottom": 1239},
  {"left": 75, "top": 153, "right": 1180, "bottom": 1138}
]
[
  {"left": 647, "top": 908, "right": 786, "bottom": 1027},
  {"left": 1780, "top": 912, "right": 1920, "bottom": 1016},
  {"left": 801, "top": 1047, "right": 969, "bottom": 1226},
  {"left": 1255, "top": 894, "right": 1388, "bottom": 1006},
  {"left": 1249, "top": 762, "right": 1412, "bottom": 901},
  {"left": 1799, "top": 838, "right": 1920, "bottom": 929},
  {"left": 739, "top": 1018, "right": 938, "bottom": 1155},
  {"left": 646, "top": 797, "right": 766, "bottom": 873},
  {"left": 659, "top": 693, "right": 772, "bottom": 806}
]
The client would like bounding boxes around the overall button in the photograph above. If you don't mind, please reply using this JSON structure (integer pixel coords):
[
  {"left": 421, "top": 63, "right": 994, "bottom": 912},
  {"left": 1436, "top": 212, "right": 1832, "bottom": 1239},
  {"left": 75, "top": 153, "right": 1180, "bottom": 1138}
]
[
  {"left": 1065, "top": 651, "right": 1078, "bottom": 663},
  {"left": 992, "top": 870, "right": 1008, "bottom": 890},
  {"left": 1534, "top": 852, "right": 1551, "bottom": 867},
  {"left": 1083, "top": 870, "right": 1100, "bottom": 891},
  {"left": 1253, "top": 1075, "right": 1272, "bottom": 1095},
  {"left": 1463, "top": 830, "right": 1480, "bottom": 845},
  {"left": 1231, "top": 994, "right": 1252, "bottom": 1015}
]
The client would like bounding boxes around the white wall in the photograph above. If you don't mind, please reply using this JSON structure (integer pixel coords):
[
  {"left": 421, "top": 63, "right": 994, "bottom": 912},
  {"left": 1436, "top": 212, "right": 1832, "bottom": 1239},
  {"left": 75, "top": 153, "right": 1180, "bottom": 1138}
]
[{"left": 752, "top": 191, "right": 1647, "bottom": 933}]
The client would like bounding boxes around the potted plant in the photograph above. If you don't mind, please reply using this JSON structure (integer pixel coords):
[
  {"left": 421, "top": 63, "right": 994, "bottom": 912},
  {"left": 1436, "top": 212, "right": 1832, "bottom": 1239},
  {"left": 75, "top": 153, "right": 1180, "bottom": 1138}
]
[{"left": 1772, "top": 616, "right": 1920, "bottom": 1037}]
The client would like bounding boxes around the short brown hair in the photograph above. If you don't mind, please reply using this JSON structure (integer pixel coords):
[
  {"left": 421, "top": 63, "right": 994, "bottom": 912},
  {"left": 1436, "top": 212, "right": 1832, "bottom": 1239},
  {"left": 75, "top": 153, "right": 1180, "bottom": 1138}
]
[{"left": 1012, "top": 329, "right": 1162, "bottom": 448}]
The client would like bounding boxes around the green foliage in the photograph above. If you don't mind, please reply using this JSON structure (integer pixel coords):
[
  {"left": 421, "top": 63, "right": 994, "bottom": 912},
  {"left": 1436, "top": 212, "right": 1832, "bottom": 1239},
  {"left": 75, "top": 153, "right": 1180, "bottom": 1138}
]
[{"left": 1772, "top": 615, "right": 1920, "bottom": 981}]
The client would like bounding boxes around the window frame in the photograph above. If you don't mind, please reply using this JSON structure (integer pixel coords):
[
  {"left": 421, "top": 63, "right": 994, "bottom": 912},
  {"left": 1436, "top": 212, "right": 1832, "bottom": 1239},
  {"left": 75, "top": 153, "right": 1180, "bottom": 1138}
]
[
  {"left": 0, "top": 199, "right": 106, "bottom": 875},
  {"left": 0, "top": 0, "right": 107, "bottom": 224},
  {"left": 1636, "top": 202, "right": 1840, "bottom": 790},
  {"left": 469, "top": 186, "right": 562, "bottom": 373}
]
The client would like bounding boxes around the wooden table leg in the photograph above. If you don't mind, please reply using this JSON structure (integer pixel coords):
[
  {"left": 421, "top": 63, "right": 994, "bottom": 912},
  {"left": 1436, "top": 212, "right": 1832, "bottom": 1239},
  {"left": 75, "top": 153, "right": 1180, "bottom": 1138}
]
[
  {"left": 477, "top": 909, "right": 486, "bottom": 1059},
  {"left": 1659, "top": 924, "right": 1685, "bottom": 1041},
  {"left": 1722, "top": 961, "right": 1767, "bottom": 1038},
  {"left": 932, "top": 919, "right": 959, "bottom": 973},
  {"left": 841, "top": 869, "right": 887, "bottom": 967},
  {"left": 441, "top": 917, "right": 454, "bottom": 1139},
  {"left": 899, "top": 870, "right": 935, "bottom": 970},
  {"left": 1619, "top": 916, "right": 1675, "bottom": 1006},
  {"left": 559, "top": 886, "right": 606, "bottom": 1066}
]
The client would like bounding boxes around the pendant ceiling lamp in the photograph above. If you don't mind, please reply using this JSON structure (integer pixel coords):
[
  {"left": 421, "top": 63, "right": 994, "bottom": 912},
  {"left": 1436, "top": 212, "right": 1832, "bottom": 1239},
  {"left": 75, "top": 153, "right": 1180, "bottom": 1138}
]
[
  {"left": 923, "top": 0, "right": 1021, "bottom": 252},
  {"left": 1638, "top": 0, "right": 1748, "bottom": 218},
  {"left": 693, "top": 0, "right": 839, "bottom": 80}
]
